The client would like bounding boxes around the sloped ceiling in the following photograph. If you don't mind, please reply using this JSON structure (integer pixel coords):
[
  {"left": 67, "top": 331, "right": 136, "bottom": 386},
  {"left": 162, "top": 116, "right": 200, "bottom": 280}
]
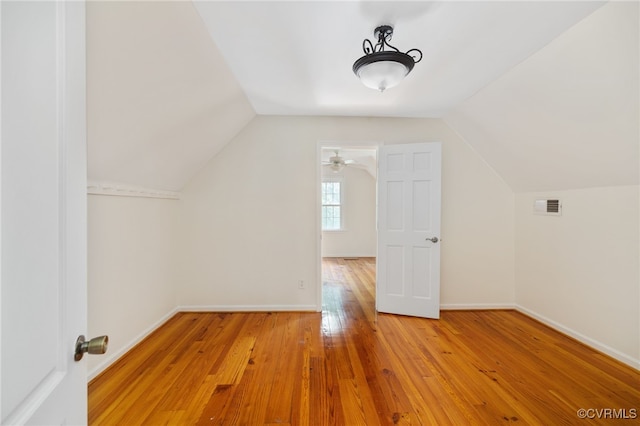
[
  {"left": 87, "top": 0, "right": 255, "bottom": 192},
  {"left": 86, "top": 1, "right": 637, "bottom": 193},
  {"left": 193, "top": 0, "right": 604, "bottom": 118},
  {"left": 444, "top": 1, "right": 639, "bottom": 192}
]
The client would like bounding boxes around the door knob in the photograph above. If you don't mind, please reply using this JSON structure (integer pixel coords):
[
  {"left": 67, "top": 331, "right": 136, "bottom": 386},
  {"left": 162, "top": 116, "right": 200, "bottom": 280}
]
[
  {"left": 74, "top": 335, "right": 108, "bottom": 361},
  {"left": 426, "top": 237, "right": 439, "bottom": 243}
]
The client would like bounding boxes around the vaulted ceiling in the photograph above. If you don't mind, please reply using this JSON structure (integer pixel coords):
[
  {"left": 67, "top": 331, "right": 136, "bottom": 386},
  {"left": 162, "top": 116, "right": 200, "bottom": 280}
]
[
  {"left": 87, "top": 0, "right": 255, "bottom": 191},
  {"left": 446, "top": 0, "right": 639, "bottom": 192},
  {"left": 86, "top": 0, "right": 638, "bottom": 193},
  {"left": 193, "top": 0, "right": 603, "bottom": 118}
]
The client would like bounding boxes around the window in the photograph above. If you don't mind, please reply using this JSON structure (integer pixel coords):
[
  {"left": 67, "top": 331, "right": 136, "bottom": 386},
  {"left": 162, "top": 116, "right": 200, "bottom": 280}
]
[{"left": 322, "top": 179, "right": 343, "bottom": 230}]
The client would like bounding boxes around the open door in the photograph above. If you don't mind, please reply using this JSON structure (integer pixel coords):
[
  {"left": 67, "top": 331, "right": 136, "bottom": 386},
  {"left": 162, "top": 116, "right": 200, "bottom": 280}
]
[
  {"left": 376, "top": 142, "right": 441, "bottom": 319},
  {"left": 1, "top": 1, "right": 88, "bottom": 424}
]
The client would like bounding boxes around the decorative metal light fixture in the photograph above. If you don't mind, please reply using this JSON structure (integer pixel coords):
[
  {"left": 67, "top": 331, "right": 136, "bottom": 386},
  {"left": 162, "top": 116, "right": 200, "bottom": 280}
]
[{"left": 353, "top": 25, "right": 422, "bottom": 92}]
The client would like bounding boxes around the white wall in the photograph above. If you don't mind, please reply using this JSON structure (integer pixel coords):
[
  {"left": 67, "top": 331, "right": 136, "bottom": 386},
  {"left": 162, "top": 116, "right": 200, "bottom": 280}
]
[
  {"left": 321, "top": 166, "right": 376, "bottom": 258},
  {"left": 87, "top": 195, "right": 178, "bottom": 378},
  {"left": 86, "top": 0, "right": 255, "bottom": 191},
  {"left": 177, "top": 115, "right": 515, "bottom": 310},
  {"left": 515, "top": 186, "right": 639, "bottom": 368},
  {"left": 445, "top": 1, "right": 638, "bottom": 193}
]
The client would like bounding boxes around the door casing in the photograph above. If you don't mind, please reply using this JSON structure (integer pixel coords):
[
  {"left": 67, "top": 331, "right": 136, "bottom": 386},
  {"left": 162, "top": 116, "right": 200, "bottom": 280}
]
[{"left": 316, "top": 141, "right": 442, "bottom": 319}]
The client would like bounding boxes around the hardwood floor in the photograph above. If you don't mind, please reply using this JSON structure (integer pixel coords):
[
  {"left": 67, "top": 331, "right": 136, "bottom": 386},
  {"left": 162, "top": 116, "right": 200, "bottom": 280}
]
[{"left": 89, "top": 258, "right": 640, "bottom": 425}]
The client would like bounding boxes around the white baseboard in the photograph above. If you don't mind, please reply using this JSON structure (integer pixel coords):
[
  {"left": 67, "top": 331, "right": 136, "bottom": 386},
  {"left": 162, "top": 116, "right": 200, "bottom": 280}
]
[
  {"left": 87, "top": 305, "right": 317, "bottom": 382},
  {"left": 441, "top": 303, "right": 516, "bottom": 310},
  {"left": 88, "top": 307, "right": 179, "bottom": 381},
  {"left": 441, "top": 303, "right": 639, "bottom": 370},
  {"left": 88, "top": 303, "right": 639, "bottom": 382},
  {"left": 515, "top": 304, "right": 640, "bottom": 371},
  {"left": 178, "top": 304, "right": 318, "bottom": 312}
]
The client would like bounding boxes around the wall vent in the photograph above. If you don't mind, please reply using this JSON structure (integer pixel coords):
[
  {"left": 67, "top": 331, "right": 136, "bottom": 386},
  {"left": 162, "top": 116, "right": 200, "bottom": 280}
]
[{"left": 534, "top": 199, "right": 561, "bottom": 216}]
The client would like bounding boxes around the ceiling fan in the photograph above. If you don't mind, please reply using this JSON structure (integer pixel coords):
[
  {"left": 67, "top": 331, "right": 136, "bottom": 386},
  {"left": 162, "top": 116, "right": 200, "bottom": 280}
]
[{"left": 323, "top": 150, "right": 356, "bottom": 173}]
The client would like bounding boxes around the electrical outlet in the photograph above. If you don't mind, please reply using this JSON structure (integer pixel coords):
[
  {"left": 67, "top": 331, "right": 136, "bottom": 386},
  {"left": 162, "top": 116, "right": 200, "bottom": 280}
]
[{"left": 298, "top": 280, "right": 305, "bottom": 289}]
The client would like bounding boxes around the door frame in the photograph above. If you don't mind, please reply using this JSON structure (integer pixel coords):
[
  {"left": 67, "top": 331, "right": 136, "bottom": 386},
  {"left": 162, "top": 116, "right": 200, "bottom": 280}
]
[{"left": 315, "top": 140, "right": 381, "bottom": 311}]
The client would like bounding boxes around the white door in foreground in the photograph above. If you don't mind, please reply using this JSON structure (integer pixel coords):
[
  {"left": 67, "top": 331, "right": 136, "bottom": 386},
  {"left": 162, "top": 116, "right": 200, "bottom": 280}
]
[
  {"left": 1, "top": 1, "right": 88, "bottom": 424},
  {"left": 377, "top": 142, "right": 442, "bottom": 319}
]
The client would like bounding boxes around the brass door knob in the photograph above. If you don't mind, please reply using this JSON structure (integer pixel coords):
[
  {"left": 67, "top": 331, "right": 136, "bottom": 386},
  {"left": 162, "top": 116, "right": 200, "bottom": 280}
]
[{"left": 74, "top": 335, "right": 108, "bottom": 361}]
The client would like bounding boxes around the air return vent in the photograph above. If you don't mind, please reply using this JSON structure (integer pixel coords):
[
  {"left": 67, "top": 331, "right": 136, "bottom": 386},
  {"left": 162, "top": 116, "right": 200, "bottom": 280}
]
[{"left": 534, "top": 199, "right": 562, "bottom": 216}]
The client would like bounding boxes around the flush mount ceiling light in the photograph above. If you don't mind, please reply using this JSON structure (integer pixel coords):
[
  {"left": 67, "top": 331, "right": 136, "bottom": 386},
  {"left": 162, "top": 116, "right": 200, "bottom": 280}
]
[{"left": 353, "top": 25, "right": 422, "bottom": 92}]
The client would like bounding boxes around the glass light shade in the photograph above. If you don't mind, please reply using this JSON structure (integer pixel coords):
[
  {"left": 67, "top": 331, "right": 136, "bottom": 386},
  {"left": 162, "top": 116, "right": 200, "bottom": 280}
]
[
  {"left": 353, "top": 51, "right": 416, "bottom": 92},
  {"left": 356, "top": 60, "right": 409, "bottom": 92},
  {"left": 330, "top": 163, "right": 344, "bottom": 173}
]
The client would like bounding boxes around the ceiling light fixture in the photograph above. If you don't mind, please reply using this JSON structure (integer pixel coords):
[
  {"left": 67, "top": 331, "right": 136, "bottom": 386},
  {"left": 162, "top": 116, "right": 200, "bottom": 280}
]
[
  {"left": 323, "top": 150, "right": 355, "bottom": 173},
  {"left": 353, "top": 25, "right": 422, "bottom": 92},
  {"left": 330, "top": 163, "right": 344, "bottom": 173}
]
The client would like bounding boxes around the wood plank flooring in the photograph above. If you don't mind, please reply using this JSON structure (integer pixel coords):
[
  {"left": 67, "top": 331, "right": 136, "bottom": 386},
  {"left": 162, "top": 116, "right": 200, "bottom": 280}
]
[{"left": 89, "top": 257, "right": 640, "bottom": 425}]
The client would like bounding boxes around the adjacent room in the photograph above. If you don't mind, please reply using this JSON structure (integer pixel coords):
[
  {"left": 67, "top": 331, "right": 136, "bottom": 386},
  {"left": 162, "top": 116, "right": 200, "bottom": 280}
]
[{"left": 4, "top": 0, "right": 637, "bottom": 424}]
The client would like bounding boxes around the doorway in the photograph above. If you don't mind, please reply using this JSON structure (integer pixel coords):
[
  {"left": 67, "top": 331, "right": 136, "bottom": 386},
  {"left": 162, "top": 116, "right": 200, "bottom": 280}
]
[
  {"left": 317, "top": 142, "right": 443, "bottom": 319},
  {"left": 318, "top": 144, "right": 379, "bottom": 311}
]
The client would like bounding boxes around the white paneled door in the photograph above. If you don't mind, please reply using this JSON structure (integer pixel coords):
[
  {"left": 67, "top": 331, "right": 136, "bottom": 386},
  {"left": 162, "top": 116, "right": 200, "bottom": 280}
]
[
  {"left": 1, "top": 1, "right": 87, "bottom": 424},
  {"left": 377, "top": 143, "right": 442, "bottom": 319}
]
